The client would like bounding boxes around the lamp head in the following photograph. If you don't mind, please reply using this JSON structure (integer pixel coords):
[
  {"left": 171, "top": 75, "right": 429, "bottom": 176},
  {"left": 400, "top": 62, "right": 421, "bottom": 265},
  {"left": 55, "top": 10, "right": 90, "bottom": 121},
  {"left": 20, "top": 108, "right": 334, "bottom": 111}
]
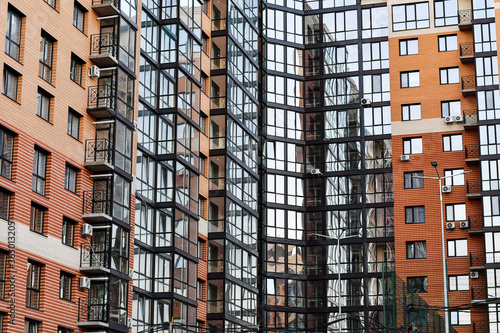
[{"left": 431, "top": 161, "right": 438, "bottom": 167}]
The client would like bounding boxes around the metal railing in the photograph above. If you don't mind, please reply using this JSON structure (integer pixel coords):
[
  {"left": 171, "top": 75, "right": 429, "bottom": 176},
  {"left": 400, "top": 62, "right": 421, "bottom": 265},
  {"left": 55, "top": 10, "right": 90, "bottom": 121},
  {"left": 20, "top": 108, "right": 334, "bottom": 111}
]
[
  {"left": 209, "top": 177, "right": 225, "bottom": 190},
  {"left": 79, "top": 297, "right": 108, "bottom": 322},
  {"left": 467, "top": 179, "right": 481, "bottom": 195},
  {"left": 211, "top": 57, "right": 226, "bottom": 70},
  {"left": 470, "top": 252, "right": 485, "bottom": 268},
  {"left": 465, "top": 144, "right": 480, "bottom": 159},
  {"left": 460, "top": 42, "right": 473, "bottom": 57},
  {"left": 85, "top": 139, "right": 113, "bottom": 164},
  {"left": 469, "top": 215, "right": 484, "bottom": 231},
  {"left": 471, "top": 286, "right": 487, "bottom": 301},
  {"left": 462, "top": 75, "right": 476, "bottom": 91},
  {"left": 463, "top": 109, "right": 478, "bottom": 125},
  {"left": 80, "top": 243, "right": 109, "bottom": 269},
  {"left": 459, "top": 9, "right": 472, "bottom": 25},
  {"left": 210, "top": 96, "right": 226, "bottom": 109},
  {"left": 212, "top": 18, "right": 227, "bottom": 31},
  {"left": 473, "top": 322, "right": 488, "bottom": 333},
  {"left": 92, "top": 0, "right": 119, "bottom": 5},
  {"left": 83, "top": 190, "right": 111, "bottom": 216},
  {"left": 208, "top": 219, "right": 224, "bottom": 233},
  {"left": 90, "top": 33, "right": 117, "bottom": 58},
  {"left": 88, "top": 85, "right": 114, "bottom": 109}
]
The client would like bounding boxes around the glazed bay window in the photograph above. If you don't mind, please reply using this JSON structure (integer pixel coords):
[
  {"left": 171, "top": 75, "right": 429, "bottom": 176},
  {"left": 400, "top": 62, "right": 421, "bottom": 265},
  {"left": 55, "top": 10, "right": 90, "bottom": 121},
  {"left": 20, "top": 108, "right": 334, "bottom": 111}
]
[
  {"left": 403, "top": 137, "right": 423, "bottom": 154},
  {"left": 0, "top": 128, "right": 14, "bottom": 179},
  {"left": 446, "top": 203, "right": 466, "bottom": 221},
  {"left": 434, "top": 0, "right": 458, "bottom": 26},
  {"left": 438, "top": 35, "right": 458, "bottom": 51},
  {"left": 441, "top": 100, "right": 461, "bottom": 117},
  {"left": 26, "top": 261, "right": 41, "bottom": 309},
  {"left": 361, "top": 7, "right": 388, "bottom": 38},
  {"left": 392, "top": 2, "right": 430, "bottom": 31},
  {"left": 404, "top": 171, "right": 424, "bottom": 189},
  {"left": 402, "top": 104, "right": 421, "bottom": 121},
  {"left": 448, "top": 239, "right": 468, "bottom": 257},
  {"left": 444, "top": 169, "right": 465, "bottom": 186},
  {"left": 399, "top": 39, "right": 418, "bottom": 55},
  {"left": 406, "top": 206, "right": 425, "bottom": 223},
  {"left": 364, "top": 106, "right": 391, "bottom": 136},
  {"left": 440, "top": 67, "right": 459, "bottom": 84},
  {"left": 3, "top": 66, "right": 20, "bottom": 102},
  {"left": 111, "top": 225, "right": 129, "bottom": 273},
  {"left": 32, "top": 148, "right": 47, "bottom": 195},
  {"left": 407, "top": 241, "right": 426, "bottom": 259},
  {"left": 407, "top": 276, "right": 428, "bottom": 293},
  {"left": 39, "top": 33, "right": 54, "bottom": 83},
  {"left": 476, "top": 56, "right": 499, "bottom": 86},
  {"left": 443, "top": 134, "right": 462, "bottom": 151},
  {"left": 401, "top": 71, "right": 420, "bottom": 88},
  {"left": 36, "top": 89, "right": 51, "bottom": 122},
  {"left": 5, "top": 8, "right": 22, "bottom": 61},
  {"left": 363, "top": 74, "right": 390, "bottom": 103},
  {"left": 449, "top": 275, "right": 469, "bottom": 291}
]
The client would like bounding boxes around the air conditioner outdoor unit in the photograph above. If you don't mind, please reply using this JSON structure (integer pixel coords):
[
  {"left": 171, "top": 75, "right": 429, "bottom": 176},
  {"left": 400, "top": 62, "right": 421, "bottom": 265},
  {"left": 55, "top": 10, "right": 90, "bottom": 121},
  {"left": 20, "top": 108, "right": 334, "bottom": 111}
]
[
  {"left": 446, "top": 222, "right": 456, "bottom": 230},
  {"left": 471, "top": 271, "right": 479, "bottom": 279},
  {"left": 400, "top": 154, "right": 411, "bottom": 162},
  {"left": 460, "top": 221, "right": 469, "bottom": 229},
  {"left": 128, "top": 317, "right": 133, "bottom": 328},
  {"left": 129, "top": 268, "right": 134, "bottom": 278},
  {"left": 455, "top": 115, "right": 464, "bottom": 123},
  {"left": 444, "top": 116, "right": 454, "bottom": 123},
  {"left": 81, "top": 223, "right": 93, "bottom": 237},
  {"left": 361, "top": 98, "right": 371, "bottom": 106},
  {"left": 310, "top": 169, "right": 322, "bottom": 175},
  {"left": 79, "top": 276, "right": 91, "bottom": 290},
  {"left": 89, "top": 65, "right": 100, "bottom": 78},
  {"left": 442, "top": 185, "right": 452, "bottom": 193}
]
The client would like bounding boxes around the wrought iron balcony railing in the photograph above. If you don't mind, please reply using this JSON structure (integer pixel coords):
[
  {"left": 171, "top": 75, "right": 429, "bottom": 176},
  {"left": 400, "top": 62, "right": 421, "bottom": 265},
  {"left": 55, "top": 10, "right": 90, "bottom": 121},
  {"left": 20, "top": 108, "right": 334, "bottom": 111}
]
[
  {"left": 90, "top": 33, "right": 118, "bottom": 58},
  {"left": 465, "top": 144, "right": 480, "bottom": 160},
  {"left": 80, "top": 243, "right": 109, "bottom": 269},
  {"left": 85, "top": 138, "right": 113, "bottom": 165},
  {"left": 467, "top": 179, "right": 481, "bottom": 195},
  {"left": 470, "top": 252, "right": 485, "bottom": 268},
  {"left": 463, "top": 109, "right": 478, "bottom": 126},
  {"left": 471, "top": 286, "right": 487, "bottom": 301},
  {"left": 83, "top": 190, "right": 111, "bottom": 216},
  {"left": 459, "top": 9, "right": 472, "bottom": 26},
  {"left": 460, "top": 42, "right": 473, "bottom": 57},
  {"left": 79, "top": 297, "right": 108, "bottom": 322},
  {"left": 88, "top": 85, "right": 114, "bottom": 109},
  {"left": 469, "top": 215, "right": 484, "bottom": 231}
]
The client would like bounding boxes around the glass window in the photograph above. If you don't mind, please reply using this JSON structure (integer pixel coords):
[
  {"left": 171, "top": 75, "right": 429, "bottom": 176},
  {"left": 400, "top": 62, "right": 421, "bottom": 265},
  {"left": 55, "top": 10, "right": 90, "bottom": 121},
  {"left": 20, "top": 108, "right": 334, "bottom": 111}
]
[
  {"left": 39, "top": 33, "right": 54, "bottom": 83},
  {"left": 403, "top": 137, "right": 423, "bottom": 154},
  {"left": 441, "top": 100, "right": 461, "bottom": 117},
  {"left": 73, "top": 2, "right": 85, "bottom": 32},
  {"left": 0, "top": 128, "right": 14, "bottom": 180},
  {"left": 362, "top": 7, "right": 388, "bottom": 38},
  {"left": 449, "top": 275, "right": 469, "bottom": 291},
  {"left": 400, "top": 39, "right": 418, "bottom": 55},
  {"left": 362, "top": 41, "right": 389, "bottom": 70},
  {"left": 402, "top": 104, "right": 421, "bottom": 121},
  {"left": 59, "top": 272, "right": 72, "bottom": 300},
  {"left": 476, "top": 56, "right": 499, "bottom": 86},
  {"left": 363, "top": 74, "right": 390, "bottom": 103},
  {"left": 70, "top": 55, "right": 83, "bottom": 85},
  {"left": 0, "top": 189, "right": 11, "bottom": 220},
  {"left": 392, "top": 2, "right": 430, "bottom": 31},
  {"left": 451, "top": 310, "right": 471, "bottom": 325},
  {"left": 405, "top": 206, "right": 425, "bottom": 223},
  {"left": 407, "top": 241, "right": 426, "bottom": 259},
  {"left": 440, "top": 67, "right": 460, "bottom": 84},
  {"left": 404, "top": 171, "right": 424, "bottom": 189},
  {"left": 474, "top": 23, "right": 496, "bottom": 53},
  {"left": 401, "top": 71, "right": 420, "bottom": 88},
  {"left": 407, "top": 276, "right": 428, "bottom": 293},
  {"left": 438, "top": 34, "right": 458, "bottom": 52},
  {"left": 0, "top": 251, "right": 5, "bottom": 299},
  {"left": 36, "top": 89, "right": 51, "bottom": 122},
  {"left": 443, "top": 134, "right": 463, "bottom": 151},
  {"left": 64, "top": 164, "right": 77, "bottom": 193},
  {"left": 30, "top": 203, "right": 45, "bottom": 234},
  {"left": 447, "top": 239, "right": 468, "bottom": 256},
  {"left": 472, "top": 0, "right": 494, "bottom": 19},
  {"left": 446, "top": 203, "right": 466, "bottom": 221},
  {"left": 364, "top": 106, "right": 391, "bottom": 136},
  {"left": 62, "top": 218, "right": 75, "bottom": 246},
  {"left": 5, "top": 8, "right": 22, "bottom": 61},
  {"left": 67, "top": 109, "right": 81, "bottom": 140},
  {"left": 44, "top": 0, "right": 56, "bottom": 8},
  {"left": 32, "top": 148, "right": 47, "bottom": 195},
  {"left": 434, "top": 0, "right": 458, "bottom": 26},
  {"left": 477, "top": 90, "right": 500, "bottom": 121},
  {"left": 25, "top": 320, "right": 39, "bottom": 333},
  {"left": 444, "top": 169, "right": 465, "bottom": 186},
  {"left": 3, "top": 66, "right": 20, "bottom": 102},
  {"left": 26, "top": 261, "right": 41, "bottom": 308}
]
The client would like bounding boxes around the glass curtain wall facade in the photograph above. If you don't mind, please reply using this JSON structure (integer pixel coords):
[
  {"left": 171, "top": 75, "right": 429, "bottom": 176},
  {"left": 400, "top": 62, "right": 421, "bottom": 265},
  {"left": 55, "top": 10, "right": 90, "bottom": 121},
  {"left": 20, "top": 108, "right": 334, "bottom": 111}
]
[
  {"left": 207, "top": 0, "right": 260, "bottom": 330},
  {"left": 261, "top": 0, "right": 393, "bottom": 331},
  {"left": 132, "top": 0, "right": 202, "bottom": 331}
]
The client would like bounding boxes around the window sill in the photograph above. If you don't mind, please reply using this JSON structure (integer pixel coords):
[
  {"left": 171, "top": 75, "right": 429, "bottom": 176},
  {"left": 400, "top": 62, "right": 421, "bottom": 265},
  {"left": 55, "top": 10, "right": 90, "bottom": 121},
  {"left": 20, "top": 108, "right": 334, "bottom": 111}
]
[
  {"left": 64, "top": 188, "right": 80, "bottom": 197},
  {"left": 70, "top": 79, "right": 85, "bottom": 90},
  {"left": 25, "top": 305, "right": 44, "bottom": 312},
  {"left": 59, "top": 297, "right": 76, "bottom": 303},
  {"left": 67, "top": 134, "right": 83, "bottom": 144},
  {"left": 38, "top": 76, "right": 55, "bottom": 88},
  {"left": 2, "top": 93, "right": 21, "bottom": 105},
  {"left": 4, "top": 52, "right": 23, "bottom": 66},
  {"left": 32, "top": 190, "right": 50, "bottom": 200},
  {"left": 29, "top": 230, "right": 48, "bottom": 238},
  {"left": 61, "top": 243, "right": 78, "bottom": 250},
  {"left": 36, "top": 114, "right": 53, "bottom": 125},
  {"left": 0, "top": 175, "right": 16, "bottom": 183}
]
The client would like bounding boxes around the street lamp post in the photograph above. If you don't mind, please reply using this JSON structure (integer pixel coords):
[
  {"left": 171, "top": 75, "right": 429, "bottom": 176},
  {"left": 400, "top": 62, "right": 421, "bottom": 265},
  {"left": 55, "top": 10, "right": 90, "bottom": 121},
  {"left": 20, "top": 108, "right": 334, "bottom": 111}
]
[
  {"left": 415, "top": 161, "right": 471, "bottom": 333},
  {"left": 310, "top": 230, "right": 358, "bottom": 333}
]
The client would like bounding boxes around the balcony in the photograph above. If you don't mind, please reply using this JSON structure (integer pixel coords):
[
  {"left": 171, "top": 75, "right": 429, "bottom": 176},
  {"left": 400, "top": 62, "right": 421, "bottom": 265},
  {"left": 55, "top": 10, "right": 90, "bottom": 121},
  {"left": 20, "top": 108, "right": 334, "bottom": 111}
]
[
  {"left": 460, "top": 42, "right": 474, "bottom": 63},
  {"left": 212, "top": 18, "right": 227, "bottom": 32},
  {"left": 465, "top": 145, "right": 480, "bottom": 164},
  {"left": 84, "top": 139, "right": 113, "bottom": 172},
  {"left": 209, "top": 177, "right": 225, "bottom": 190},
  {"left": 82, "top": 190, "right": 112, "bottom": 222},
  {"left": 208, "top": 259, "right": 224, "bottom": 273},
  {"left": 211, "top": 57, "right": 226, "bottom": 71},
  {"left": 463, "top": 109, "right": 478, "bottom": 129},
  {"left": 87, "top": 85, "right": 115, "bottom": 119},
  {"left": 471, "top": 287, "right": 487, "bottom": 303},
  {"left": 91, "top": 0, "right": 119, "bottom": 16},
  {"left": 459, "top": 9, "right": 472, "bottom": 30},
  {"left": 462, "top": 75, "right": 476, "bottom": 96},
  {"left": 210, "top": 96, "right": 226, "bottom": 110},
  {"left": 468, "top": 215, "right": 484, "bottom": 233},
  {"left": 207, "top": 300, "right": 223, "bottom": 313},
  {"left": 467, "top": 179, "right": 481, "bottom": 199},
  {"left": 90, "top": 33, "right": 118, "bottom": 67},
  {"left": 470, "top": 252, "right": 485, "bottom": 270},
  {"left": 78, "top": 297, "right": 109, "bottom": 328},
  {"left": 473, "top": 322, "right": 488, "bottom": 333},
  {"left": 80, "top": 243, "right": 110, "bottom": 274}
]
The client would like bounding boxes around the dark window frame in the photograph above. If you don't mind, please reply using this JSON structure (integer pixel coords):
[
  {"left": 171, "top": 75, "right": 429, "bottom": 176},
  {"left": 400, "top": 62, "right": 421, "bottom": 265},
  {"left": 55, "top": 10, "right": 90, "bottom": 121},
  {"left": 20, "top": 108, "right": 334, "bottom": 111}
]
[
  {"left": 26, "top": 261, "right": 42, "bottom": 309},
  {"left": 438, "top": 34, "right": 458, "bottom": 52},
  {"left": 0, "top": 128, "right": 14, "bottom": 180},
  {"left": 5, "top": 7, "right": 23, "bottom": 61},
  {"left": 407, "top": 276, "right": 428, "bottom": 293},
  {"left": 406, "top": 241, "right": 427, "bottom": 259},
  {"left": 73, "top": 2, "right": 86, "bottom": 33},
  {"left": 36, "top": 88, "right": 52, "bottom": 122},
  {"left": 59, "top": 271, "right": 73, "bottom": 301},
  {"left": 30, "top": 203, "right": 46, "bottom": 234},
  {"left": 2, "top": 65, "right": 20, "bottom": 102},
  {"left": 404, "top": 171, "right": 424, "bottom": 189},
  {"left": 64, "top": 163, "right": 78, "bottom": 193},
  {"left": 440, "top": 67, "right": 460, "bottom": 84},
  {"left": 32, "top": 148, "right": 48, "bottom": 195},
  {"left": 405, "top": 206, "right": 425, "bottom": 224},
  {"left": 39, "top": 32, "right": 55, "bottom": 83},
  {"left": 399, "top": 38, "right": 418, "bottom": 55}
]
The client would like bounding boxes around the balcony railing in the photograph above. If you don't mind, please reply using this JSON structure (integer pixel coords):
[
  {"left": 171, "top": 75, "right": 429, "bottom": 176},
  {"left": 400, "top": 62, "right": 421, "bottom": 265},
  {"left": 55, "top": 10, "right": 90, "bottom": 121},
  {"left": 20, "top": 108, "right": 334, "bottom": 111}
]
[
  {"left": 83, "top": 190, "right": 111, "bottom": 217},
  {"left": 465, "top": 144, "right": 480, "bottom": 161},
  {"left": 92, "top": 0, "right": 118, "bottom": 5},
  {"left": 211, "top": 57, "right": 226, "bottom": 70},
  {"left": 460, "top": 42, "right": 473, "bottom": 57},
  {"left": 209, "top": 177, "right": 225, "bottom": 190},
  {"left": 85, "top": 139, "right": 113, "bottom": 167},
  {"left": 463, "top": 109, "right": 478, "bottom": 127},
  {"left": 473, "top": 322, "right": 488, "bottom": 333},
  {"left": 207, "top": 300, "right": 223, "bottom": 313},
  {"left": 88, "top": 85, "right": 114, "bottom": 109},
  {"left": 458, "top": 9, "right": 472, "bottom": 29},
  {"left": 471, "top": 286, "right": 487, "bottom": 301},
  {"left": 208, "top": 219, "right": 224, "bottom": 233},
  {"left": 467, "top": 179, "right": 481, "bottom": 196},
  {"left": 470, "top": 252, "right": 485, "bottom": 268},
  {"left": 212, "top": 18, "right": 227, "bottom": 31},
  {"left": 210, "top": 96, "right": 226, "bottom": 109},
  {"left": 80, "top": 243, "right": 109, "bottom": 270},
  {"left": 462, "top": 75, "right": 476, "bottom": 96},
  {"left": 90, "top": 33, "right": 118, "bottom": 58},
  {"left": 208, "top": 259, "right": 224, "bottom": 273},
  {"left": 469, "top": 215, "right": 484, "bottom": 231},
  {"left": 209, "top": 137, "right": 225, "bottom": 150},
  {"left": 79, "top": 297, "right": 108, "bottom": 323}
]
